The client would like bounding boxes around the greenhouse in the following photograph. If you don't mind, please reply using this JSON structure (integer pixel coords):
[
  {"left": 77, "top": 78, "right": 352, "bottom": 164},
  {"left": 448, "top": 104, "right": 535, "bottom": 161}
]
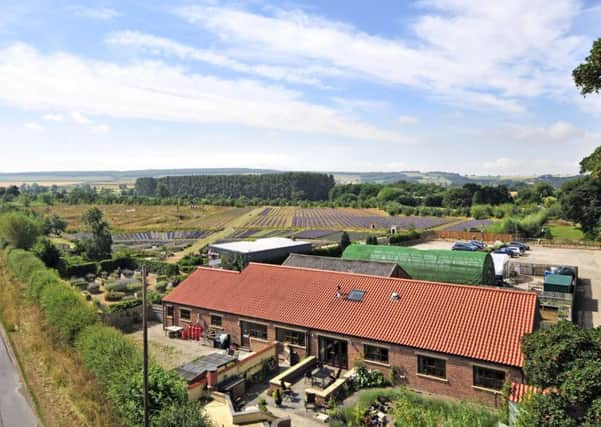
[{"left": 342, "top": 244, "right": 497, "bottom": 286}]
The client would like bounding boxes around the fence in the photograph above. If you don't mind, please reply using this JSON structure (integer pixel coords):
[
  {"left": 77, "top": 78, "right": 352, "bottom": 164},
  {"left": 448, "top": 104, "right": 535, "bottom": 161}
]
[
  {"left": 434, "top": 230, "right": 513, "bottom": 242},
  {"left": 508, "top": 261, "right": 578, "bottom": 278}
]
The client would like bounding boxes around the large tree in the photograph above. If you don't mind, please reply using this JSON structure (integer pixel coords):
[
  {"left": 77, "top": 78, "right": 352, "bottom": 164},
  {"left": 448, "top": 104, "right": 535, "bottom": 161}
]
[
  {"left": 560, "top": 176, "right": 601, "bottom": 238},
  {"left": 573, "top": 38, "right": 601, "bottom": 96},
  {"left": 0, "top": 212, "right": 41, "bottom": 249},
  {"left": 78, "top": 207, "right": 112, "bottom": 261}
]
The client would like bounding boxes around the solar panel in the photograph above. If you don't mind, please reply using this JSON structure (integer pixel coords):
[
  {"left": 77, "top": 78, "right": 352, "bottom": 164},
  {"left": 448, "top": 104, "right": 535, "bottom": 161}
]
[{"left": 347, "top": 289, "right": 366, "bottom": 302}]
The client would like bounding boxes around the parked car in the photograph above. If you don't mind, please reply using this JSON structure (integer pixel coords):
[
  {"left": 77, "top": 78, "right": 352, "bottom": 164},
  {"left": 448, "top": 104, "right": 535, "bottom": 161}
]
[
  {"left": 507, "top": 245, "right": 525, "bottom": 255},
  {"left": 509, "top": 241, "right": 530, "bottom": 251},
  {"left": 468, "top": 240, "right": 486, "bottom": 249},
  {"left": 493, "top": 247, "right": 519, "bottom": 257},
  {"left": 452, "top": 242, "right": 479, "bottom": 251}
]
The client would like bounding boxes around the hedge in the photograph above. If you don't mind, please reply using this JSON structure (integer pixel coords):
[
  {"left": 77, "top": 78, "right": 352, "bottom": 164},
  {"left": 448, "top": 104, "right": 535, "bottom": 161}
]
[
  {"left": 106, "top": 298, "right": 143, "bottom": 313},
  {"left": 98, "top": 256, "right": 137, "bottom": 273},
  {"left": 63, "top": 261, "right": 98, "bottom": 278},
  {"left": 29, "top": 269, "right": 62, "bottom": 301},
  {"left": 134, "top": 258, "right": 179, "bottom": 276},
  {"left": 6, "top": 249, "right": 46, "bottom": 283},
  {"left": 4, "top": 248, "right": 196, "bottom": 426},
  {"left": 40, "top": 284, "right": 98, "bottom": 343}
]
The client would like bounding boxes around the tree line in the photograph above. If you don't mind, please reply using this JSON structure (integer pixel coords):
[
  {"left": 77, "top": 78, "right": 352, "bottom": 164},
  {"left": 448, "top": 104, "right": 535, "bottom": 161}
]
[{"left": 135, "top": 172, "right": 336, "bottom": 201}]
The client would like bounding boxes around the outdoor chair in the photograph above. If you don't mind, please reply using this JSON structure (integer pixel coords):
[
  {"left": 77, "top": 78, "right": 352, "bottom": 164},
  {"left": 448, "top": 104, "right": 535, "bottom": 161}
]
[
  {"left": 304, "top": 370, "right": 313, "bottom": 384},
  {"left": 305, "top": 393, "right": 316, "bottom": 412}
]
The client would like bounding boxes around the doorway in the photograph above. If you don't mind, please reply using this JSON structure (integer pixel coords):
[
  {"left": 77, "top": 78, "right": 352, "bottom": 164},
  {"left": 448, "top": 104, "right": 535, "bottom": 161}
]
[{"left": 318, "top": 336, "right": 348, "bottom": 369}]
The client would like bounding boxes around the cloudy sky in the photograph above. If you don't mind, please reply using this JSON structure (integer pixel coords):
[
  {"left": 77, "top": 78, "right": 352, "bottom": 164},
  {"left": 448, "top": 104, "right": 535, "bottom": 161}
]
[{"left": 1, "top": 0, "right": 600, "bottom": 175}]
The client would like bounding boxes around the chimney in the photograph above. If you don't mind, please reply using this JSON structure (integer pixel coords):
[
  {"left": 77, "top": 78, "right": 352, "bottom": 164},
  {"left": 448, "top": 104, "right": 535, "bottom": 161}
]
[{"left": 336, "top": 285, "right": 342, "bottom": 298}]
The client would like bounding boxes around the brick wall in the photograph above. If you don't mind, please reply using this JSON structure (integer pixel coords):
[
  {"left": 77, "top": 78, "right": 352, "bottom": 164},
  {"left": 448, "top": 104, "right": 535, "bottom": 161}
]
[{"left": 163, "top": 302, "right": 522, "bottom": 406}]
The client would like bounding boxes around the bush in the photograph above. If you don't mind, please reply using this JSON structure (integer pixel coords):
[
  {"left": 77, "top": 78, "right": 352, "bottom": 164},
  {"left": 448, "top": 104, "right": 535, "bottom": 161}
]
[
  {"left": 134, "top": 258, "right": 179, "bottom": 276},
  {"left": 151, "top": 401, "right": 212, "bottom": 427},
  {"left": 63, "top": 260, "right": 98, "bottom": 278},
  {"left": 76, "top": 324, "right": 142, "bottom": 389},
  {"left": 352, "top": 366, "right": 389, "bottom": 389},
  {"left": 105, "top": 291, "right": 125, "bottom": 301},
  {"left": 70, "top": 277, "right": 89, "bottom": 290},
  {"left": 0, "top": 212, "right": 41, "bottom": 249},
  {"left": 155, "top": 281, "right": 168, "bottom": 292},
  {"left": 29, "top": 269, "right": 61, "bottom": 301},
  {"left": 105, "top": 279, "right": 140, "bottom": 292},
  {"left": 7, "top": 249, "right": 46, "bottom": 283},
  {"left": 389, "top": 229, "right": 421, "bottom": 244},
  {"left": 40, "top": 284, "right": 98, "bottom": 343},
  {"left": 32, "top": 237, "right": 63, "bottom": 269},
  {"left": 98, "top": 256, "right": 137, "bottom": 274},
  {"left": 126, "top": 283, "right": 143, "bottom": 293},
  {"left": 106, "top": 299, "right": 143, "bottom": 313},
  {"left": 86, "top": 282, "right": 100, "bottom": 294}
]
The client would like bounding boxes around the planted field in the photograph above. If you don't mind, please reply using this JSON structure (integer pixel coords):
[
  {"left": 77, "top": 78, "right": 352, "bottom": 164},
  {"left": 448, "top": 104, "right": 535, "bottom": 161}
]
[
  {"left": 34, "top": 204, "right": 252, "bottom": 232},
  {"left": 246, "top": 207, "right": 453, "bottom": 230},
  {"left": 443, "top": 219, "right": 494, "bottom": 232}
]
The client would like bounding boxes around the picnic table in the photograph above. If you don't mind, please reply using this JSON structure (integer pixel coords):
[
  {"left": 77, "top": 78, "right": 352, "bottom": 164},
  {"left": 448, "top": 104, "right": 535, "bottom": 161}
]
[
  {"left": 311, "top": 367, "right": 333, "bottom": 388},
  {"left": 164, "top": 325, "right": 183, "bottom": 338}
]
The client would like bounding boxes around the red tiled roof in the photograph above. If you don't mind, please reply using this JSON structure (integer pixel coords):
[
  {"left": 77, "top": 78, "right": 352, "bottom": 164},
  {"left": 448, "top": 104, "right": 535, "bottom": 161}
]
[
  {"left": 508, "top": 382, "right": 540, "bottom": 403},
  {"left": 164, "top": 263, "right": 537, "bottom": 367}
]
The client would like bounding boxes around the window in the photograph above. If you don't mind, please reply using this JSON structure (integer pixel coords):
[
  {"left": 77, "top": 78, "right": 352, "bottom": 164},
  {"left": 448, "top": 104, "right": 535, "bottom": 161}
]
[
  {"left": 276, "top": 328, "right": 306, "bottom": 347},
  {"left": 473, "top": 366, "right": 505, "bottom": 390},
  {"left": 241, "top": 321, "right": 267, "bottom": 340},
  {"left": 347, "top": 289, "right": 366, "bottom": 302},
  {"left": 166, "top": 306, "right": 174, "bottom": 317},
  {"left": 211, "top": 315, "right": 222, "bottom": 327},
  {"left": 364, "top": 345, "right": 389, "bottom": 364},
  {"left": 417, "top": 355, "right": 446, "bottom": 379},
  {"left": 180, "top": 309, "right": 191, "bottom": 320}
]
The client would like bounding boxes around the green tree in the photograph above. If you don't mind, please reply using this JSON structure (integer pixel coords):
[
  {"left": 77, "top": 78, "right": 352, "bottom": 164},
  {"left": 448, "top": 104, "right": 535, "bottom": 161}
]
[
  {"left": 340, "top": 231, "right": 351, "bottom": 251},
  {"left": 151, "top": 401, "right": 212, "bottom": 427},
  {"left": 79, "top": 207, "right": 112, "bottom": 261},
  {"left": 0, "top": 212, "right": 41, "bottom": 249},
  {"left": 516, "top": 393, "right": 576, "bottom": 427},
  {"left": 43, "top": 214, "right": 68, "bottom": 235},
  {"left": 573, "top": 38, "right": 601, "bottom": 96},
  {"left": 32, "top": 237, "right": 62, "bottom": 269},
  {"left": 118, "top": 366, "right": 187, "bottom": 425},
  {"left": 580, "top": 146, "right": 601, "bottom": 179},
  {"left": 366, "top": 235, "right": 378, "bottom": 245},
  {"left": 559, "top": 176, "right": 601, "bottom": 238}
]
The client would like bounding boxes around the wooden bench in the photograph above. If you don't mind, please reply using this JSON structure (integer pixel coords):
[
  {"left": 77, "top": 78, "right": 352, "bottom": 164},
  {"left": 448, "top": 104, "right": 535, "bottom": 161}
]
[{"left": 269, "top": 356, "right": 317, "bottom": 393}]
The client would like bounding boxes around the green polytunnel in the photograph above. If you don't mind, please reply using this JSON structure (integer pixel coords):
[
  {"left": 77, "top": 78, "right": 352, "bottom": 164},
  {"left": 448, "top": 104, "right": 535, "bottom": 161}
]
[{"left": 342, "top": 244, "right": 497, "bottom": 286}]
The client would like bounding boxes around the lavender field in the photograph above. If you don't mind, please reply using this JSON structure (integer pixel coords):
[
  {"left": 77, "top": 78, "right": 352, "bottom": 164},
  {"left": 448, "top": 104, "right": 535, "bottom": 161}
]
[{"left": 443, "top": 219, "right": 494, "bottom": 231}]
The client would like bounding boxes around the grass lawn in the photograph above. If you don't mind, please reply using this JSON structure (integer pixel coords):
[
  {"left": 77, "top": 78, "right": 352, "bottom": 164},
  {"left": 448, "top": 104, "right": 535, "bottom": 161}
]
[{"left": 549, "top": 224, "right": 584, "bottom": 240}]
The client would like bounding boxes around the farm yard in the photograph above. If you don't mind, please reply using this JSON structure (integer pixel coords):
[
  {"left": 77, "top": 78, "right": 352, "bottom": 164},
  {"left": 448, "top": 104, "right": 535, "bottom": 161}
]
[{"left": 33, "top": 204, "right": 253, "bottom": 232}]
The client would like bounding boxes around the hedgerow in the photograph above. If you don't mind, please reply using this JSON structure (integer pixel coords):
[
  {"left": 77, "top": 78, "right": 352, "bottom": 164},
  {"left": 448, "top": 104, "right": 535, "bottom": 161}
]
[{"left": 4, "top": 248, "right": 202, "bottom": 426}]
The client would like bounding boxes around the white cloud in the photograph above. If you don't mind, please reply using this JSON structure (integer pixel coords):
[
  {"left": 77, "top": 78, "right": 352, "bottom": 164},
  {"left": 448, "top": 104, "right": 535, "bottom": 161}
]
[
  {"left": 91, "top": 124, "right": 111, "bottom": 134},
  {"left": 175, "top": 1, "right": 586, "bottom": 112},
  {"left": 43, "top": 113, "right": 64, "bottom": 121},
  {"left": 24, "top": 122, "right": 44, "bottom": 132},
  {"left": 482, "top": 157, "right": 580, "bottom": 175},
  {"left": 71, "top": 111, "right": 92, "bottom": 125},
  {"left": 511, "top": 121, "right": 585, "bottom": 143},
  {"left": 398, "top": 115, "right": 418, "bottom": 125},
  {"left": 69, "top": 6, "right": 118, "bottom": 20},
  {"left": 0, "top": 43, "right": 404, "bottom": 143},
  {"left": 106, "top": 30, "right": 341, "bottom": 86}
]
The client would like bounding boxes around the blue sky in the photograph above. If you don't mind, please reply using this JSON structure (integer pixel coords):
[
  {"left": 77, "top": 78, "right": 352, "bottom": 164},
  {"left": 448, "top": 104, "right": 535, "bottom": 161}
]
[{"left": 1, "top": 0, "right": 601, "bottom": 175}]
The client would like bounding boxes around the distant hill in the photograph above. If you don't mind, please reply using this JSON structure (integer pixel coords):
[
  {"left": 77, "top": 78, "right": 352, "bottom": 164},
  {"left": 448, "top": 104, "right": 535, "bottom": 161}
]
[{"left": 0, "top": 168, "right": 579, "bottom": 187}]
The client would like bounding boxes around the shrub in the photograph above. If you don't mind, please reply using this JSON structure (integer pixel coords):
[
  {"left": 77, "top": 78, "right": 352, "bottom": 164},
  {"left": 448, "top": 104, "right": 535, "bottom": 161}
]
[
  {"left": 86, "top": 282, "right": 100, "bottom": 294},
  {"left": 105, "top": 291, "right": 125, "bottom": 301},
  {"left": 76, "top": 324, "right": 142, "bottom": 388},
  {"left": 28, "top": 269, "right": 61, "bottom": 301},
  {"left": 70, "top": 277, "right": 89, "bottom": 290},
  {"left": 155, "top": 281, "right": 168, "bottom": 292},
  {"left": 106, "top": 299, "right": 143, "bottom": 313},
  {"left": 40, "top": 284, "right": 98, "bottom": 343},
  {"left": 63, "top": 260, "right": 98, "bottom": 278},
  {"left": 134, "top": 258, "right": 178, "bottom": 276},
  {"left": 151, "top": 401, "right": 212, "bottom": 427},
  {"left": 0, "top": 212, "right": 41, "bottom": 249},
  {"left": 7, "top": 249, "right": 46, "bottom": 283},
  {"left": 126, "top": 283, "right": 143, "bottom": 293},
  {"left": 32, "top": 237, "right": 63, "bottom": 269}
]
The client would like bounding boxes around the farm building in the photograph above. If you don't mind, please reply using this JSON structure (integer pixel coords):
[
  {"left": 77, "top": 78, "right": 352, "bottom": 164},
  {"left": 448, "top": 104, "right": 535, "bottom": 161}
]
[
  {"left": 162, "top": 263, "right": 538, "bottom": 406},
  {"left": 282, "top": 253, "right": 410, "bottom": 278},
  {"left": 342, "top": 244, "right": 497, "bottom": 286},
  {"left": 208, "top": 237, "right": 312, "bottom": 266}
]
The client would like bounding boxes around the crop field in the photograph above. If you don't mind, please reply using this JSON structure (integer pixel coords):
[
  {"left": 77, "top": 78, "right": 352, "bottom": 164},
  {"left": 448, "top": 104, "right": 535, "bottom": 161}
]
[
  {"left": 34, "top": 204, "right": 252, "bottom": 232},
  {"left": 442, "top": 219, "right": 494, "bottom": 231},
  {"left": 245, "top": 207, "right": 454, "bottom": 230}
]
